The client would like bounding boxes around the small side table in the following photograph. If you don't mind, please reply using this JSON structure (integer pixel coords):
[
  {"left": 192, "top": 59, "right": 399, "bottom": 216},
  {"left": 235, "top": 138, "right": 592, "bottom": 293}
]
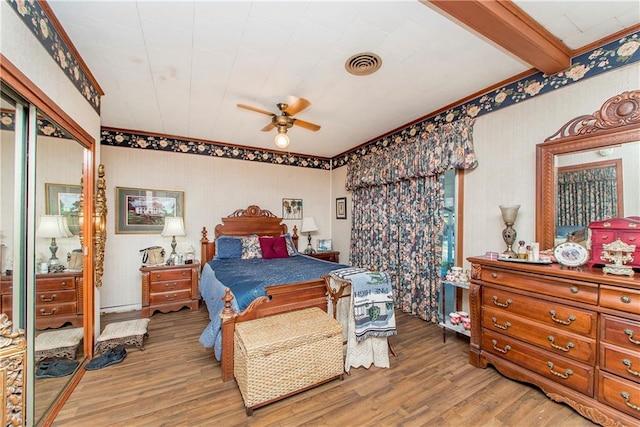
[
  {"left": 439, "top": 280, "right": 470, "bottom": 342},
  {"left": 140, "top": 262, "right": 199, "bottom": 317},
  {"left": 309, "top": 251, "right": 340, "bottom": 263}
]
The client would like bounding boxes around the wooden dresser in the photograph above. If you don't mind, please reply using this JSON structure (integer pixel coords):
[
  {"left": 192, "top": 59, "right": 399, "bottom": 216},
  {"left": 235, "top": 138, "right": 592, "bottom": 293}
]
[
  {"left": 468, "top": 256, "right": 639, "bottom": 426},
  {"left": 140, "top": 262, "right": 200, "bottom": 317},
  {"left": 588, "top": 217, "right": 640, "bottom": 269},
  {"left": 1, "top": 271, "right": 83, "bottom": 330}
]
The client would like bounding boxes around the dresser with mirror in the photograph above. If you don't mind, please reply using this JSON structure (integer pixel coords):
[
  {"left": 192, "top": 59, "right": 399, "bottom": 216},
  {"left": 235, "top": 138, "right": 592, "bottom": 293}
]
[{"left": 469, "top": 90, "right": 640, "bottom": 426}]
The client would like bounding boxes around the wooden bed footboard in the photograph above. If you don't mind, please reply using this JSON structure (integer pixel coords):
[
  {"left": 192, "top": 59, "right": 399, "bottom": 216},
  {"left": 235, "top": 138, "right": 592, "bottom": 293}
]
[
  {"left": 200, "top": 205, "right": 323, "bottom": 383},
  {"left": 219, "top": 279, "right": 328, "bottom": 382}
]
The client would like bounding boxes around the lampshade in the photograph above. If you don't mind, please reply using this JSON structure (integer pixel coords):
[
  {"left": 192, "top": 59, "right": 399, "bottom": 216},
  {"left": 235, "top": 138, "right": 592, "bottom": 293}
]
[
  {"left": 499, "top": 205, "right": 520, "bottom": 224},
  {"left": 161, "top": 217, "right": 185, "bottom": 237},
  {"left": 274, "top": 130, "right": 290, "bottom": 149},
  {"left": 37, "top": 215, "right": 72, "bottom": 238},
  {"left": 301, "top": 217, "right": 318, "bottom": 233}
]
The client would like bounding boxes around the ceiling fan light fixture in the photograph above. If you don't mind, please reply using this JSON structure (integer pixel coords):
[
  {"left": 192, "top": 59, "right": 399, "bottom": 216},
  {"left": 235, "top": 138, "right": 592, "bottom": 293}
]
[{"left": 274, "top": 129, "right": 290, "bottom": 149}]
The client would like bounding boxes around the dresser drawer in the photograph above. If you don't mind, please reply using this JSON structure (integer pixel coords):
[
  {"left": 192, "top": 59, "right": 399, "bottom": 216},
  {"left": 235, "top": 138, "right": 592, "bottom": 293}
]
[
  {"left": 483, "top": 307, "right": 596, "bottom": 364},
  {"left": 597, "top": 370, "right": 640, "bottom": 419},
  {"left": 150, "top": 279, "right": 191, "bottom": 294},
  {"left": 600, "top": 342, "right": 640, "bottom": 383},
  {"left": 601, "top": 315, "right": 640, "bottom": 352},
  {"left": 36, "top": 289, "right": 76, "bottom": 304},
  {"left": 600, "top": 285, "right": 640, "bottom": 315},
  {"left": 36, "top": 276, "right": 76, "bottom": 292},
  {"left": 482, "top": 329, "right": 594, "bottom": 395},
  {"left": 592, "top": 230, "right": 616, "bottom": 244},
  {"left": 480, "top": 267, "right": 597, "bottom": 305},
  {"left": 148, "top": 269, "right": 192, "bottom": 283},
  {"left": 619, "top": 231, "right": 640, "bottom": 245},
  {"left": 482, "top": 287, "right": 596, "bottom": 337},
  {"left": 149, "top": 289, "right": 192, "bottom": 305},
  {"left": 36, "top": 302, "right": 77, "bottom": 318}
]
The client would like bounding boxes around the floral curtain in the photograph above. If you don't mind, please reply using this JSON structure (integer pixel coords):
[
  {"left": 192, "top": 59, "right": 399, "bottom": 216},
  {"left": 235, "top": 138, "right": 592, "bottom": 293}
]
[
  {"left": 556, "top": 165, "right": 618, "bottom": 227},
  {"left": 346, "top": 118, "right": 477, "bottom": 322}
]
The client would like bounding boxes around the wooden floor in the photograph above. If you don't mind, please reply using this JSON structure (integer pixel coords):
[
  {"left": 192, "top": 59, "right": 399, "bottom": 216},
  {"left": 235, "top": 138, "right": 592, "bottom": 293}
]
[{"left": 53, "top": 306, "right": 595, "bottom": 426}]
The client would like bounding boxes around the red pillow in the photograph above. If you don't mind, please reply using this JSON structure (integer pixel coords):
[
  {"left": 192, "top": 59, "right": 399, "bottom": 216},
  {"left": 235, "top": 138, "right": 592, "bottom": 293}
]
[{"left": 259, "top": 236, "right": 289, "bottom": 259}]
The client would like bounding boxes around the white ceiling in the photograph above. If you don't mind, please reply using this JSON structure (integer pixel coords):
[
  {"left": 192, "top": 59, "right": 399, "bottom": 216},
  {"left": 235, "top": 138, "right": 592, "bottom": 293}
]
[{"left": 48, "top": 1, "right": 639, "bottom": 158}]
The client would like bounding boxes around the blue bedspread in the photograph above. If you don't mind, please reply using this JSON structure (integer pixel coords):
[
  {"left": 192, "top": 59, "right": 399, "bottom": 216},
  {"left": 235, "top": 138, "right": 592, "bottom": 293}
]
[{"left": 199, "top": 255, "right": 348, "bottom": 360}]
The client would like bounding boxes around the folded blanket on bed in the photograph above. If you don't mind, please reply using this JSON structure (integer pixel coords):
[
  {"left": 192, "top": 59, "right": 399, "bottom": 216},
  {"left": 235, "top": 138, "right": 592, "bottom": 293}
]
[{"left": 330, "top": 267, "right": 397, "bottom": 342}]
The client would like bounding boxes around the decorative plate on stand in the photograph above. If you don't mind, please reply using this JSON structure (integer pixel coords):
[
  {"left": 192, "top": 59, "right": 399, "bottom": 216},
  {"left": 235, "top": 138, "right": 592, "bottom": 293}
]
[{"left": 554, "top": 242, "right": 589, "bottom": 267}]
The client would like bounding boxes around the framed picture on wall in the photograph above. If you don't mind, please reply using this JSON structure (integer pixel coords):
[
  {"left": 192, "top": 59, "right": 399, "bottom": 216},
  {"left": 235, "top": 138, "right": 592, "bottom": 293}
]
[
  {"left": 336, "top": 197, "right": 347, "bottom": 220},
  {"left": 45, "top": 183, "right": 82, "bottom": 235},
  {"left": 115, "top": 186, "right": 184, "bottom": 234},
  {"left": 282, "top": 198, "right": 303, "bottom": 219}
]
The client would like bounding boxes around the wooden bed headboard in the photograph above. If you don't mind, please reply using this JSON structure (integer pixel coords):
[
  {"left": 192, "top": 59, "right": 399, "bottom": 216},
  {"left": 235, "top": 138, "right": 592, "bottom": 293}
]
[{"left": 200, "top": 205, "right": 298, "bottom": 266}]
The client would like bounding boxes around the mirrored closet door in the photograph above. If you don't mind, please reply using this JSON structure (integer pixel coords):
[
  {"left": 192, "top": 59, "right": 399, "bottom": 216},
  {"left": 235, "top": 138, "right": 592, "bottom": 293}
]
[{"left": 1, "top": 65, "right": 96, "bottom": 425}]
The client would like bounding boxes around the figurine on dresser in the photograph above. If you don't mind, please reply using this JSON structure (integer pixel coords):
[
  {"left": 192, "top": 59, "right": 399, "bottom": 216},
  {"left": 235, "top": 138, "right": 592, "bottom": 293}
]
[
  {"left": 588, "top": 217, "right": 640, "bottom": 270},
  {"left": 601, "top": 239, "right": 635, "bottom": 277}
]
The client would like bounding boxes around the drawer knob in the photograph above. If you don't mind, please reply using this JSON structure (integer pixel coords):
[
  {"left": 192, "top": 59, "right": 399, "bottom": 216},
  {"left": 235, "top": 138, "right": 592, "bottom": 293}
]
[
  {"left": 40, "top": 294, "right": 57, "bottom": 302},
  {"left": 546, "top": 361, "right": 573, "bottom": 379},
  {"left": 60, "top": 281, "right": 68, "bottom": 286},
  {"left": 628, "top": 236, "right": 637, "bottom": 242},
  {"left": 621, "top": 295, "right": 631, "bottom": 304},
  {"left": 624, "top": 329, "right": 640, "bottom": 345},
  {"left": 492, "top": 296, "right": 512, "bottom": 308},
  {"left": 547, "top": 335, "right": 575, "bottom": 352},
  {"left": 549, "top": 310, "right": 576, "bottom": 325},
  {"left": 620, "top": 391, "right": 640, "bottom": 412},
  {"left": 622, "top": 359, "right": 640, "bottom": 377},
  {"left": 39, "top": 308, "right": 58, "bottom": 316},
  {"left": 491, "top": 339, "right": 511, "bottom": 354},
  {"left": 165, "top": 294, "right": 178, "bottom": 301},
  {"left": 601, "top": 235, "right": 609, "bottom": 240},
  {"left": 491, "top": 317, "right": 511, "bottom": 330},
  {"left": 491, "top": 273, "right": 498, "bottom": 278},
  {"left": 155, "top": 274, "right": 161, "bottom": 279},
  {"left": 165, "top": 283, "right": 177, "bottom": 289},
  {"left": 569, "top": 286, "right": 579, "bottom": 294}
]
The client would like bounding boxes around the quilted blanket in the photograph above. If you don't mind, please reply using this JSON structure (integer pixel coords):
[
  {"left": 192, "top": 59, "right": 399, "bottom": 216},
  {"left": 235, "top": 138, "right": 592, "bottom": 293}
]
[{"left": 330, "top": 267, "right": 397, "bottom": 342}]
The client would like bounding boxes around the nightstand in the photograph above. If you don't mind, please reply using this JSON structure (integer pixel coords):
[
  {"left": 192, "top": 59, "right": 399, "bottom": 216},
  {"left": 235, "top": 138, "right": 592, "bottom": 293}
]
[
  {"left": 310, "top": 251, "right": 340, "bottom": 263},
  {"left": 140, "top": 262, "right": 200, "bottom": 317}
]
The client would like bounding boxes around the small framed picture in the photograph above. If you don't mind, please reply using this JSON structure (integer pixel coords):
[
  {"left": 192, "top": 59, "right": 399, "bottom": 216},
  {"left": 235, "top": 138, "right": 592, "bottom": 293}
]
[
  {"left": 45, "top": 183, "right": 82, "bottom": 235},
  {"left": 336, "top": 197, "right": 347, "bottom": 220},
  {"left": 317, "top": 239, "right": 332, "bottom": 252},
  {"left": 282, "top": 198, "right": 303, "bottom": 219}
]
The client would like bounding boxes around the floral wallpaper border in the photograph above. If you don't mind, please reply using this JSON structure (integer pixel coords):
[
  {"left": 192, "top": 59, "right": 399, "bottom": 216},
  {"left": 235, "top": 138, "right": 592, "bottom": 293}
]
[
  {"left": 332, "top": 32, "right": 639, "bottom": 169},
  {"left": 6, "top": 0, "right": 101, "bottom": 113},
  {"left": 100, "top": 128, "right": 332, "bottom": 170},
  {"left": 1, "top": 110, "right": 74, "bottom": 140},
  {"left": 5, "top": 1, "right": 638, "bottom": 171}
]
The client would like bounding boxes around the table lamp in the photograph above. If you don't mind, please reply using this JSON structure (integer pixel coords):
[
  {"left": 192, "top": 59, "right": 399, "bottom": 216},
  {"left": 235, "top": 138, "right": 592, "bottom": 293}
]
[
  {"left": 499, "top": 205, "right": 520, "bottom": 257},
  {"left": 301, "top": 216, "right": 318, "bottom": 255},
  {"left": 162, "top": 216, "right": 185, "bottom": 260},
  {"left": 37, "top": 215, "right": 73, "bottom": 270}
]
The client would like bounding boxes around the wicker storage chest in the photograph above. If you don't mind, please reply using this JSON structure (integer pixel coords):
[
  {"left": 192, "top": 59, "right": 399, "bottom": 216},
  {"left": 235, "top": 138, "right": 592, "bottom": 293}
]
[{"left": 234, "top": 307, "right": 344, "bottom": 415}]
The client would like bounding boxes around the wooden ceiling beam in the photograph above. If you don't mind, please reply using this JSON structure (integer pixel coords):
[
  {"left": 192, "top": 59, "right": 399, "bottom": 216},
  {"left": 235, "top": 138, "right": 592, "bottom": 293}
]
[{"left": 425, "top": 0, "right": 572, "bottom": 75}]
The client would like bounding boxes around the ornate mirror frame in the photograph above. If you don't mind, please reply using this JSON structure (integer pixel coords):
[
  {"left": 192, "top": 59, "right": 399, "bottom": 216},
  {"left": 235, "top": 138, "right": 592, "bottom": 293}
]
[{"left": 536, "top": 90, "right": 640, "bottom": 250}]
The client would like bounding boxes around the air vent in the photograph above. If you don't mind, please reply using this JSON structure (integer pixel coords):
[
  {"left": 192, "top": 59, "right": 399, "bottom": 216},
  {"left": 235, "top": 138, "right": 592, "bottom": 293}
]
[{"left": 345, "top": 52, "right": 382, "bottom": 76}]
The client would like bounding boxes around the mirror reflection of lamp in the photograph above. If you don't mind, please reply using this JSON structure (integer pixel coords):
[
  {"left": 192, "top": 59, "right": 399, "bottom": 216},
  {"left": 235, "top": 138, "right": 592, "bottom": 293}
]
[
  {"left": 162, "top": 217, "right": 185, "bottom": 261},
  {"left": 37, "top": 215, "right": 72, "bottom": 271},
  {"left": 301, "top": 216, "right": 318, "bottom": 255}
]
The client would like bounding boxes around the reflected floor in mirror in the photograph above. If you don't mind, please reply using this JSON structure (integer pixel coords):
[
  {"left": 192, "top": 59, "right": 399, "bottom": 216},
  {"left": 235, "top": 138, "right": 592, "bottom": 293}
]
[{"left": 53, "top": 307, "right": 593, "bottom": 426}]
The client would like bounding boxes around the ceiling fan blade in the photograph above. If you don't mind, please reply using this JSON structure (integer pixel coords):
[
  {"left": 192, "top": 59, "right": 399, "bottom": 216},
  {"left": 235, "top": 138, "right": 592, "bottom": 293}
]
[
  {"left": 293, "top": 119, "right": 321, "bottom": 132},
  {"left": 237, "top": 103, "right": 275, "bottom": 116},
  {"left": 261, "top": 122, "right": 275, "bottom": 132},
  {"left": 283, "top": 97, "right": 311, "bottom": 116}
]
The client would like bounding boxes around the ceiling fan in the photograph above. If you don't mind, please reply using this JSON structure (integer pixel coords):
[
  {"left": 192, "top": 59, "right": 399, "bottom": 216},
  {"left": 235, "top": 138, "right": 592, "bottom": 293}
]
[{"left": 237, "top": 97, "right": 321, "bottom": 149}]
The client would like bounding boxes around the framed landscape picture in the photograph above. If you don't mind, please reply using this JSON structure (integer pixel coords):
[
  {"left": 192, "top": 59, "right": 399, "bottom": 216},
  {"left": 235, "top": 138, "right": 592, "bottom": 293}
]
[
  {"left": 115, "top": 187, "right": 184, "bottom": 234},
  {"left": 45, "top": 183, "right": 82, "bottom": 235}
]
